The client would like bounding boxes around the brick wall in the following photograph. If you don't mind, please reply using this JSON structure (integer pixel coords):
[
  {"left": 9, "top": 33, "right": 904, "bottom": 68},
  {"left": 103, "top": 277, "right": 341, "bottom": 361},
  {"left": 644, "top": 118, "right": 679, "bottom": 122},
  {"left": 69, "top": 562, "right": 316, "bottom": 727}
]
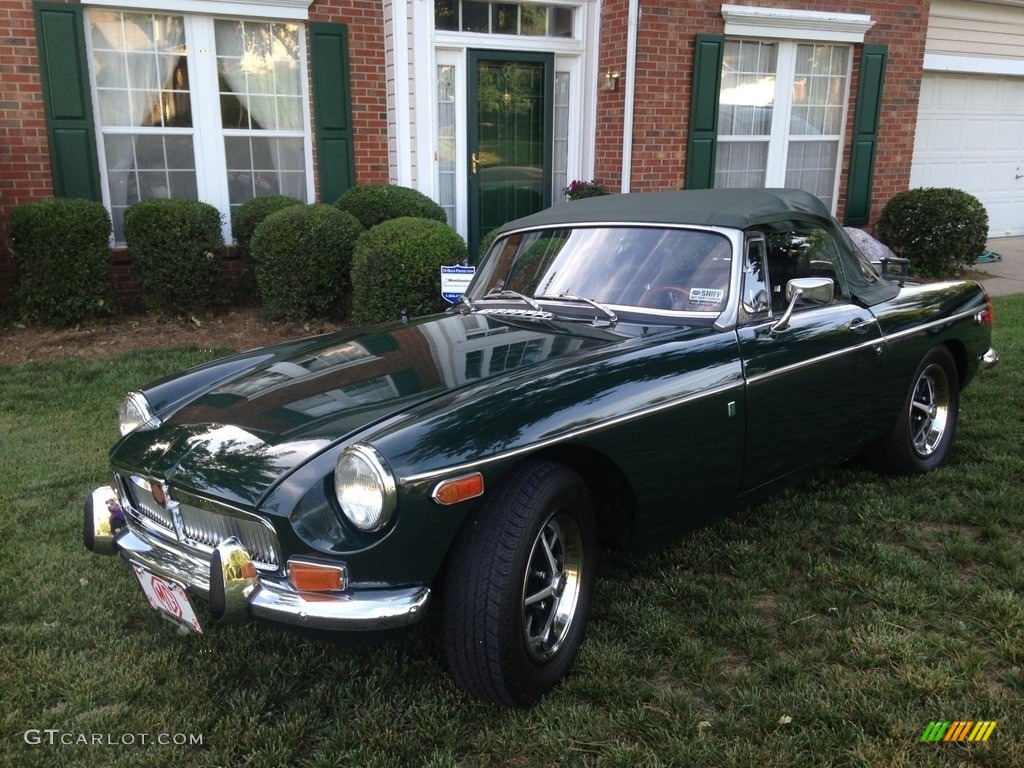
[
  {"left": 0, "top": 0, "right": 55, "bottom": 310},
  {"left": 0, "top": 0, "right": 389, "bottom": 312},
  {"left": 594, "top": 0, "right": 929, "bottom": 225}
]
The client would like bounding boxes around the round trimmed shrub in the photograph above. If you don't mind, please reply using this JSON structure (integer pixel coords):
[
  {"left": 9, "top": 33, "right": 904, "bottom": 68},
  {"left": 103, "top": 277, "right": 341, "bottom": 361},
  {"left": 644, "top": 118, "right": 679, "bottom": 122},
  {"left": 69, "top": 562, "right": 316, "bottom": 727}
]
[
  {"left": 123, "top": 199, "right": 224, "bottom": 314},
  {"left": 250, "top": 204, "right": 364, "bottom": 321},
  {"left": 875, "top": 188, "right": 989, "bottom": 277},
  {"left": 8, "top": 197, "right": 113, "bottom": 327},
  {"left": 351, "top": 217, "right": 467, "bottom": 323},
  {"left": 231, "top": 195, "right": 303, "bottom": 251},
  {"left": 335, "top": 184, "right": 447, "bottom": 230}
]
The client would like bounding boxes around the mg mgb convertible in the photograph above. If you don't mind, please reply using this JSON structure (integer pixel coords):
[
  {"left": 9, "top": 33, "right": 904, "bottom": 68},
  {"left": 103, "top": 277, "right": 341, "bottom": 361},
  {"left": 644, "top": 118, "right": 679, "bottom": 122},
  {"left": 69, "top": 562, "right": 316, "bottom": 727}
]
[{"left": 84, "top": 189, "right": 999, "bottom": 706}]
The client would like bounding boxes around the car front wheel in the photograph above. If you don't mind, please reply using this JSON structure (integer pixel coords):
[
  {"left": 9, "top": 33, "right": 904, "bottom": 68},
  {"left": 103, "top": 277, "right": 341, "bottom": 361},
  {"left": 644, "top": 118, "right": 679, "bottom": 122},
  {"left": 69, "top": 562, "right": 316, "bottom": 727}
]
[
  {"left": 867, "top": 346, "right": 960, "bottom": 475},
  {"left": 442, "top": 460, "right": 596, "bottom": 707}
]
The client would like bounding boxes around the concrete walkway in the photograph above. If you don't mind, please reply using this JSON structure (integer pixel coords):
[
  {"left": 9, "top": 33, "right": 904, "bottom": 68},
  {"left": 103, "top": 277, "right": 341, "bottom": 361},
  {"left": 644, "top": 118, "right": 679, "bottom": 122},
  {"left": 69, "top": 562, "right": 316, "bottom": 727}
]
[{"left": 967, "top": 237, "right": 1024, "bottom": 298}]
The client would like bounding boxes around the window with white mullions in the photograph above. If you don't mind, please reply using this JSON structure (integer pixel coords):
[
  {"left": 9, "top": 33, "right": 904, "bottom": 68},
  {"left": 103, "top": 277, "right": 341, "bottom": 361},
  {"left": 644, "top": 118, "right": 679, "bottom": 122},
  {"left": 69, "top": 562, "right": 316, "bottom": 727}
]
[
  {"left": 216, "top": 19, "right": 307, "bottom": 214},
  {"left": 87, "top": 9, "right": 311, "bottom": 243},
  {"left": 716, "top": 39, "right": 850, "bottom": 212}
]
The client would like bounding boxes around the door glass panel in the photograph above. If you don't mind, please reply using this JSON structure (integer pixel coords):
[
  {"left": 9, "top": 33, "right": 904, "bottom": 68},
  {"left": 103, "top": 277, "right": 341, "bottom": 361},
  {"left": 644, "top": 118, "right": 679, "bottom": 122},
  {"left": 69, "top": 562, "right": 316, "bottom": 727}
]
[
  {"left": 552, "top": 71, "right": 570, "bottom": 203},
  {"left": 474, "top": 59, "right": 547, "bottom": 238},
  {"left": 437, "top": 64, "right": 457, "bottom": 227}
]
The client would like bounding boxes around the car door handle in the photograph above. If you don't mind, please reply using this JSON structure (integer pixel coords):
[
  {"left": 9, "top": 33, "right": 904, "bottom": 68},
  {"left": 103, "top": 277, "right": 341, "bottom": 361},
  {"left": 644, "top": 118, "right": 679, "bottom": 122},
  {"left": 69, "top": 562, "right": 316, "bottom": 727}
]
[{"left": 849, "top": 318, "right": 875, "bottom": 335}]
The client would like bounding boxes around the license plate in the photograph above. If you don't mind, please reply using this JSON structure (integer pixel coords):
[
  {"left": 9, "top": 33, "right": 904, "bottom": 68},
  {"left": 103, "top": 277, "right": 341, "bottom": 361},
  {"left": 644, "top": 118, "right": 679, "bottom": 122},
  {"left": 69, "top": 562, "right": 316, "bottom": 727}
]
[{"left": 132, "top": 565, "right": 203, "bottom": 634}]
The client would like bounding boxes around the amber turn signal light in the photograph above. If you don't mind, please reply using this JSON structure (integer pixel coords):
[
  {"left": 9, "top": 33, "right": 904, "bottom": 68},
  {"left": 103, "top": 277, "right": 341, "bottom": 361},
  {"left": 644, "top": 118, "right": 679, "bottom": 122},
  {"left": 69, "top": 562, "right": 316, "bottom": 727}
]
[
  {"left": 288, "top": 560, "right": 346, "bottom": 592},
  {"left": 431, "top": 472, "right": 485, "bottom": 505}
]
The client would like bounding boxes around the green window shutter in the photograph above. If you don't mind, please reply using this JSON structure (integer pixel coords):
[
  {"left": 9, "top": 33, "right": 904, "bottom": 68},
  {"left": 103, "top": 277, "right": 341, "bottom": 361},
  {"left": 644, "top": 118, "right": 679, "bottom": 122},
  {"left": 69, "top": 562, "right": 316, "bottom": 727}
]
[
  {"left": 685, "top": 34, "right": 725, "bottom": 190},
  {"left": 34, "top": 2, "right": 101, "bottom": 201},
  {"left": 310, "top": 22, "right": 356, "bottom": 204},
  {"left": 845, "top": 44, "right": 887, "bottom": 226}
]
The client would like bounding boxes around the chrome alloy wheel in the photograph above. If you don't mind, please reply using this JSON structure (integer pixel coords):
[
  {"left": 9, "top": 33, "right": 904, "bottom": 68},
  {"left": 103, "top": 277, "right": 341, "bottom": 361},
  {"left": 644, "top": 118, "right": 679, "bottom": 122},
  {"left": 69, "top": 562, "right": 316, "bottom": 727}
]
[
  {"left": 521, "top": 511, "right": 585, "bottom": 663},
  {"left": 909, "top": 362, "right": 951, "bottom": 457}
]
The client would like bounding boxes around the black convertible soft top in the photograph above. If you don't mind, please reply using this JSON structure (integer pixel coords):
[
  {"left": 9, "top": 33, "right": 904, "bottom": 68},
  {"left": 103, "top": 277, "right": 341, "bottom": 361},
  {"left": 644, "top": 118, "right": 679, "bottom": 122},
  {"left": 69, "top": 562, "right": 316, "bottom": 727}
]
[
  {"left": 498, "top": 188, "right": 834, "bottom": 232},
  {"left": 498, "top": 188, "right": 900, "bottom": 306}
]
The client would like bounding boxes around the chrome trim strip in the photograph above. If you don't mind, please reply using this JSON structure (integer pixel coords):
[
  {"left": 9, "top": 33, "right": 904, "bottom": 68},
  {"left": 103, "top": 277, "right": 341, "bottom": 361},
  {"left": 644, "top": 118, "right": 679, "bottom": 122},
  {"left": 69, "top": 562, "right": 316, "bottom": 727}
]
[
  {"left": 879, "top": 305, "right": 982, "bottom": 345},
  {"left": 108, "top": 519, "right": 429, "bottom": 632},
  {"left": 744, "top": 334, "right": 886, "bottom": 386},
  {"left": 399, "top": 379, "right": 745, "bottom": 485},
  {"left": 745, "top": 304, "right": 984, "bottom": 387}
]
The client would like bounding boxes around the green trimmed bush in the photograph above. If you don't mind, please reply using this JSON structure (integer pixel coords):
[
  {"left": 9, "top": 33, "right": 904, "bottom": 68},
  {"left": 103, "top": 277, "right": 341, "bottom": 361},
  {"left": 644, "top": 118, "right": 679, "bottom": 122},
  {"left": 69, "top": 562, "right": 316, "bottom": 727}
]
[
  {"left": 335, "top": 184, "right": 447, "bottom": 230},
  {"left": 9, "top": 197, "right": 114, "bottom": 327},
  {"left": 250, "top": 204, "right": 364, "bottom": 321},
  {"left": 231, "top": 195, "right": 303, "bottom": 251},
  {"left": 875, "top": 188, "right": 989, "bottom": 278},
  {"left": 351, "top": 217, "right": 467, "bottom": 323},
  {"left": 123, "top": 199, "right": 224, "bottom": 314}
]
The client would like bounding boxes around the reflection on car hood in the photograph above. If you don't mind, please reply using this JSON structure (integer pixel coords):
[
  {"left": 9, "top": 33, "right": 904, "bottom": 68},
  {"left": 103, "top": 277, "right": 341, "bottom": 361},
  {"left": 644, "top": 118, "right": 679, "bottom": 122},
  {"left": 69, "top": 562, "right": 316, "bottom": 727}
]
[{"left": 111, "top": 313, "right": 630, "bottom": 506}]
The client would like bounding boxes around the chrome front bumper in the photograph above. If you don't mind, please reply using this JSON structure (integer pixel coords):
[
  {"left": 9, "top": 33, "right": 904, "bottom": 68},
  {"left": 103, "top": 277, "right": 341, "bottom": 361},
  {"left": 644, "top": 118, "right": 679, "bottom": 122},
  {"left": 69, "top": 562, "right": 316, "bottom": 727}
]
[
  {"left": 981, "top": 347, "right": 1000, "bottom": 370},
  {"left": 84, "top": 486, "right": 429, "bottom": 632}
]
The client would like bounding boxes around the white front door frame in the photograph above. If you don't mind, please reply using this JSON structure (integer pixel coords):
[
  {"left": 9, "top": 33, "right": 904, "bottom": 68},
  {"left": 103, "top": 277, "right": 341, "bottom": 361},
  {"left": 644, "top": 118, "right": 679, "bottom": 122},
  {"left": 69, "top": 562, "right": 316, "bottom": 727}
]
[{"left": 399, "top": 0, "right": 600, "bottom": 243}]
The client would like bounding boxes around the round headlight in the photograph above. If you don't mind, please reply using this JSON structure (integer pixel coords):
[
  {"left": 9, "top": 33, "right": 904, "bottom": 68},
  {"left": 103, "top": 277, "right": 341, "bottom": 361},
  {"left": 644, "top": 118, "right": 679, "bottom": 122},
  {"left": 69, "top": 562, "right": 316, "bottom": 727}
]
[
  {"left": 118, "top": 392, "right": 159, "bottom": 436},
  {"left": 333, "top": 445, "right": 397, "bottom": 532}
]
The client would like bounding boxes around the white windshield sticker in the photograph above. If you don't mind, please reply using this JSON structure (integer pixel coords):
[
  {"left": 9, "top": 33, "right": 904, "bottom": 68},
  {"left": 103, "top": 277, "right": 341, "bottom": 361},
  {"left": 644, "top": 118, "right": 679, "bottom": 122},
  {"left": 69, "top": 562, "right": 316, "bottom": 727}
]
[{"left": 689, "top": 287, "right": 725, "bottom": 305}]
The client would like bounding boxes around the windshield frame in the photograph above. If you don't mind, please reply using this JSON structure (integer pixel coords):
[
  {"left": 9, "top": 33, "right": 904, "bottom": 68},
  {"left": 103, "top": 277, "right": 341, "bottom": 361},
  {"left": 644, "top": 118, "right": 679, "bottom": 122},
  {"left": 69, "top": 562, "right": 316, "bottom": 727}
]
[{"left": 467, "top": 222, "right": 744, "bottom": 326}]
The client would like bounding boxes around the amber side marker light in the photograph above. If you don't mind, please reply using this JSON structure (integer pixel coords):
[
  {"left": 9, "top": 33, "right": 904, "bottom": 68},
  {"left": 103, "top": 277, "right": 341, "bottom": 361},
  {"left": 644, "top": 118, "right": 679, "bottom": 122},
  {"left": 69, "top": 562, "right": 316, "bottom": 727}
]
[
  {"left": 432, "top": 472, "right": 485, "bottom": 505},
  {"left": 288, "top": 560, "right": 346, "bottom": 592}
]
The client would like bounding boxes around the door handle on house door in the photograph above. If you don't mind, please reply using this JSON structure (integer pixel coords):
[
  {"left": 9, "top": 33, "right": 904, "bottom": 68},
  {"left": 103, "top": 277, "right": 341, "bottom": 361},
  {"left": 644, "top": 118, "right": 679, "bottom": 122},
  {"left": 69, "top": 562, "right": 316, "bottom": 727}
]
[{"left": 471, "top": 153, "right": 480, "bottom": 174}]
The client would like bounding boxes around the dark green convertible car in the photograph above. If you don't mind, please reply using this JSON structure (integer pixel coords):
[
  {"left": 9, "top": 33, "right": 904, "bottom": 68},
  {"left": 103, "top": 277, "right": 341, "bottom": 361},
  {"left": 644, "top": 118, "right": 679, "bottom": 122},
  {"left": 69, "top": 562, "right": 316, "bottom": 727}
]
[{"left": 84, "top": 189, "right": 999, "bottom": 706}]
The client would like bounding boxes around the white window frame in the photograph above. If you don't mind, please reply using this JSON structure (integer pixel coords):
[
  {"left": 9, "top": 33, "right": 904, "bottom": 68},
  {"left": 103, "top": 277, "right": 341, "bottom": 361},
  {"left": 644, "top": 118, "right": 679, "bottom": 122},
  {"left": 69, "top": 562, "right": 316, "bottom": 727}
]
[
  {"left": 83, "top": 0, "right": 316, "bottom": 244},
  {"left": 716, "top": 6, "right": 874, "bottom": 214}
]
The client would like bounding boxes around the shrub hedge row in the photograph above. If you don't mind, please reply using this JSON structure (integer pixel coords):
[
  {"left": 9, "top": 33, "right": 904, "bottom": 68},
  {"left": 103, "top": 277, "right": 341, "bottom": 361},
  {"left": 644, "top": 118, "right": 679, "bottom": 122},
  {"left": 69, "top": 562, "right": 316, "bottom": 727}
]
[{"left": 5, "top": 185, "right": 463, "bottom": 326}]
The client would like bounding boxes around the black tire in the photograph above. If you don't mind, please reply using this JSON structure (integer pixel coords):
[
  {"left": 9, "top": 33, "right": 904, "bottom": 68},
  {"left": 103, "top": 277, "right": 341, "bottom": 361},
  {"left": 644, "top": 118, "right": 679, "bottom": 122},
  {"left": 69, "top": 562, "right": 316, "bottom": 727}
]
[
  {"left": 866, "top": 346, "right": 960, "bottom": 475},
  {"left": 442, "top": 460, "right": 597, "bottom": 707}
]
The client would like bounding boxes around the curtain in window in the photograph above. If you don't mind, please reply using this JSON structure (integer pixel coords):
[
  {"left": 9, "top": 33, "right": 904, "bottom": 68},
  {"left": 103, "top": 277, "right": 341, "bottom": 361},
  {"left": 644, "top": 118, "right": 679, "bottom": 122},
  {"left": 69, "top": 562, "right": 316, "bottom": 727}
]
[
  {"left": 90, "top": 11, "right": 189, "bottom": 236},
  {"left": 216, "top": 20, "right": 305, "bottom": 207}
]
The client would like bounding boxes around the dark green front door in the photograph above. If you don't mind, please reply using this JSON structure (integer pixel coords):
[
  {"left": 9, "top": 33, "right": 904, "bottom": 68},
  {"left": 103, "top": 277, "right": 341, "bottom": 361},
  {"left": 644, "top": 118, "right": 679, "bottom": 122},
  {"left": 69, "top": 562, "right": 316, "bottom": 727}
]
[{"left": 468, "top": 50, "right": 553, "bottom": 258}]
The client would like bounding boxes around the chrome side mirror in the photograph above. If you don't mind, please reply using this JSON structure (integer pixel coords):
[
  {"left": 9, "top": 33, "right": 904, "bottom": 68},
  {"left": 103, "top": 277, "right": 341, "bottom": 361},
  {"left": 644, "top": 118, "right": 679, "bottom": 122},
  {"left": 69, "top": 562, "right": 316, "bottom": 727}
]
[{"left": 770, "top": 277, "right": 834, "bottom": 333}]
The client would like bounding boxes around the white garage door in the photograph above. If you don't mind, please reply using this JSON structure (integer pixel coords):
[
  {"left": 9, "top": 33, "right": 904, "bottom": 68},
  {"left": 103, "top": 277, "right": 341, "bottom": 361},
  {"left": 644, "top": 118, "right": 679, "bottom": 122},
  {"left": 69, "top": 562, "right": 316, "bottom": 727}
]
[{"left": 911, "top": 73, "right": 1024, "bottom": 237}]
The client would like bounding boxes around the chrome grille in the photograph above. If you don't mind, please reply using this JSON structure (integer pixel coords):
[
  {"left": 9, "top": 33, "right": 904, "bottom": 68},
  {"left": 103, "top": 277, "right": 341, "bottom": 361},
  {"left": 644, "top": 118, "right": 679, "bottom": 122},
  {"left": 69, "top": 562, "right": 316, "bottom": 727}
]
[
  {"left": 114, "top": 473, "right": 282, "bottom": 571},
  {"left": 177, "top": 496, "right": 280, "bottom": 569},
  {"left": 118, "top": 474, "right": 174, "bottom": 533}
]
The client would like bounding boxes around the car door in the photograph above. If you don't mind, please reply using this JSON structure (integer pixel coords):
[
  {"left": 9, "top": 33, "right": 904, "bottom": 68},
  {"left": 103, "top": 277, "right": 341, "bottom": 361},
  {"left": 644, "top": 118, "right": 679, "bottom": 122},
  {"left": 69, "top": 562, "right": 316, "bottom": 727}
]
[{"left": 736, "top": 227, "right": 886, "bottom": 493}]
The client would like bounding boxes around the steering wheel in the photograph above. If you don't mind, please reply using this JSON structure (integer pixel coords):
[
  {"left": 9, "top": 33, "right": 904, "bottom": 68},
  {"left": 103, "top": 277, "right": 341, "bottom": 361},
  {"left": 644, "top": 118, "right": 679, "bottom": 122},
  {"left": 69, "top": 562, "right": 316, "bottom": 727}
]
[{"left": 640, "top": 284, "right": 690, "bottom": 310}]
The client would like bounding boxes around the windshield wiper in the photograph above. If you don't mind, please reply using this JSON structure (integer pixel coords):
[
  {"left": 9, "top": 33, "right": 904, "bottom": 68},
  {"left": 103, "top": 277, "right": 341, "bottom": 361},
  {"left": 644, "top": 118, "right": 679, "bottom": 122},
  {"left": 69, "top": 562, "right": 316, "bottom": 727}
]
[
  {"left": 481, "top": 289, "right": 543, "bottom": 311},
  {"left": 536, "top": 293, "right": 618, "bottom": 325}
]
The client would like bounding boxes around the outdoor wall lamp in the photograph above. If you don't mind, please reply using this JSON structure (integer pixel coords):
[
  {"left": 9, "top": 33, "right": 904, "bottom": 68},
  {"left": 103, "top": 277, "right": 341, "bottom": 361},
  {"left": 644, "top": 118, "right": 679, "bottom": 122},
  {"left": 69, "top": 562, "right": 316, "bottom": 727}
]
[{"left": 603, "top": 70, "right": 620, "bottom": 91}]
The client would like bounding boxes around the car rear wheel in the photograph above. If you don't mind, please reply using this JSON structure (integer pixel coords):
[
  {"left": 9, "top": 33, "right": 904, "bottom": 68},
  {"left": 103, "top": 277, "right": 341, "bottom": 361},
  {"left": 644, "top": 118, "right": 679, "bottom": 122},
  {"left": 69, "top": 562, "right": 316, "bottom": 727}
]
[
  {"left": 867, "top": 346, "right": 960, "bottom": 475},
  {"left": 442, "top": 460, "right": 596, "bottom": 707}
]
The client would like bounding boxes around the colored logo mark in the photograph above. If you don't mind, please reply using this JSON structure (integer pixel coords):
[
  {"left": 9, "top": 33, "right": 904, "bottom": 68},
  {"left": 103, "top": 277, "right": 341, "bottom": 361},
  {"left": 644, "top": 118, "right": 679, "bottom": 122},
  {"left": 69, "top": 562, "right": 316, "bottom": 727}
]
[{"left": 921, "top": 721, "right": 997, "bottom": 742}]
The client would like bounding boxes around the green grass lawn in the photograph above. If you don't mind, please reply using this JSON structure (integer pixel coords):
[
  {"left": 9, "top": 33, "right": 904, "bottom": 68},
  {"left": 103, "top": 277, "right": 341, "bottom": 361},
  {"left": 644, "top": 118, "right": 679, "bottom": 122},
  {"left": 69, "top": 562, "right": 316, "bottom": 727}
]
[{"left": 2, "top": 298, "right": 1021, "bottom": 767}]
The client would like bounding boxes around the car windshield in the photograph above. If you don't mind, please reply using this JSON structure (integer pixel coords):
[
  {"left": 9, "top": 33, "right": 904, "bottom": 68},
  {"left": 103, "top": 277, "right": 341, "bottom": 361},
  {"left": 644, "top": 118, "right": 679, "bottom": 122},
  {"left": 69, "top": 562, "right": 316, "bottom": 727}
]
[{"left": 469, "top": 226, "right": 733, "bottom": 315}]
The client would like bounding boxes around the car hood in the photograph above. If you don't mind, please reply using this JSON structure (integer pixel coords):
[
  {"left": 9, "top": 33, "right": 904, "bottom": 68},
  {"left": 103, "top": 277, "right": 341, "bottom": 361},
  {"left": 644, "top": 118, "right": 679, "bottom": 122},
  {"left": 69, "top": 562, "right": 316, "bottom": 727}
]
[{"left": 110, "top": 312, "right": 646, "bottom": 506}]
